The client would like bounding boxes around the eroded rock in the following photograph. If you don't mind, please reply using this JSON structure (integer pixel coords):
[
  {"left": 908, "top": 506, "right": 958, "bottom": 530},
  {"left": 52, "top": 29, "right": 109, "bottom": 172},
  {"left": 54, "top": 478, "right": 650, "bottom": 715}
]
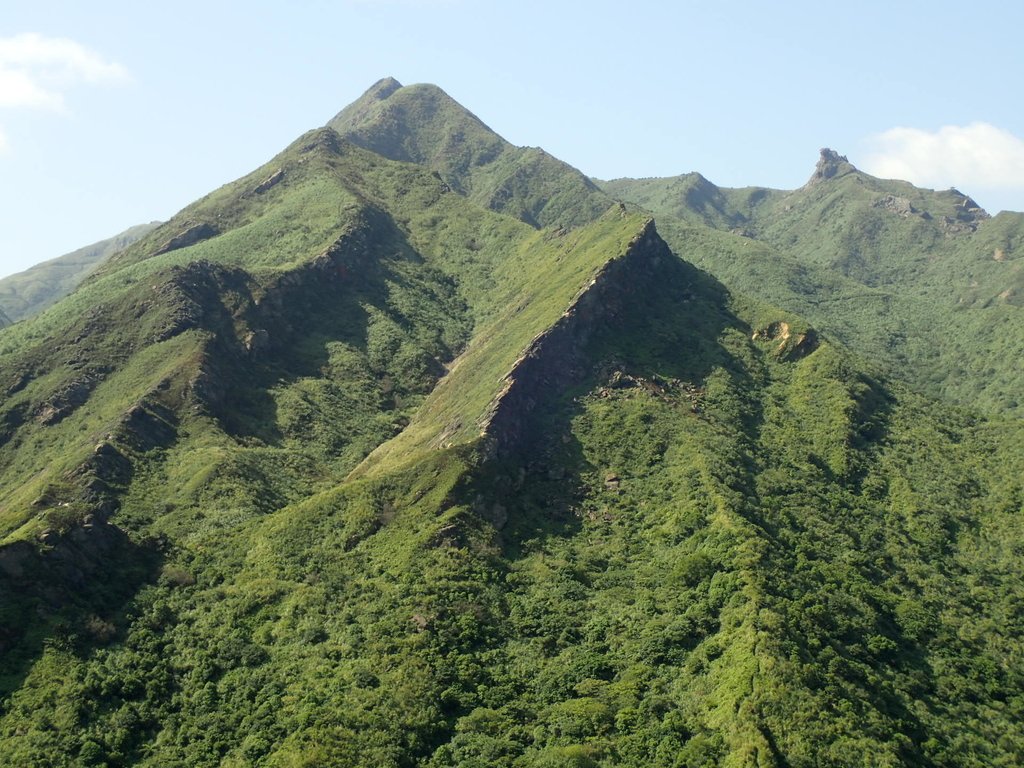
[{"left": 153, "top": 222, "right": 218, "bottom": 256}]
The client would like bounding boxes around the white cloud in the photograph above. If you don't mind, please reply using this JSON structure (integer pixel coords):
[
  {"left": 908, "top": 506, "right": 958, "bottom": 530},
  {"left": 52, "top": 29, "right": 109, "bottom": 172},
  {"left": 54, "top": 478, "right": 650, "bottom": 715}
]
[
  {"left": 0, "top": 68, "right": 62, "bottom": 109},
  {"left": 0, "top": 33, "right": 129, "bottom": 112},
  {"left": 862, "top": 122, "right": 1024, "bottom": 191}
]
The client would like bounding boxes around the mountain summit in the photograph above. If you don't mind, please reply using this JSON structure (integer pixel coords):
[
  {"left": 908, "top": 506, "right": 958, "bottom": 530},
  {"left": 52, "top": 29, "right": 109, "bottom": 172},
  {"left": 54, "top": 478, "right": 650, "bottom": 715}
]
[
  {"left": 806, "top": 147, "right": 857, "bottom": 185},
  {"left": 328, "top": 78, "right": 611, "bottom": 228}
]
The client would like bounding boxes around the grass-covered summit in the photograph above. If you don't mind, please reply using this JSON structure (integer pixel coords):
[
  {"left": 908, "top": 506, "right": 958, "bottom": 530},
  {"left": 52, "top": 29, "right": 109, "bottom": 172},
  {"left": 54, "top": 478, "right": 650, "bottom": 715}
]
[
  {"left": 328, "top": 78, "right": 613, "bottom": 229},
  {"left": 0, "top": 81, "right": 1021, "bottom": 767}
]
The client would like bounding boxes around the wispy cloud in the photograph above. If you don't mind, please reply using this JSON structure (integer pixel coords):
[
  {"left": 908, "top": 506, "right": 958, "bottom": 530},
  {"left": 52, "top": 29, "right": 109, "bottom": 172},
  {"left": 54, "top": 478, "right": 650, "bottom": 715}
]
[
  {"left": 0, "top": 33, "right": 129, "bottom": 112},
  {"left": 862, "top": 122, "right": 1024, "bottom": 192},
  {"left": 0, "top": 33, "right": 129, "bottom": 156}
]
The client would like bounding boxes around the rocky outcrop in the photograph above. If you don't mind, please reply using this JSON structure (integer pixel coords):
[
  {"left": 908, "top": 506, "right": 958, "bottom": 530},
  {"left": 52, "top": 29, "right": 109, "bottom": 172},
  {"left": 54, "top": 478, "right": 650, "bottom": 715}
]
[
  {"left": 252, "top": 169, "right": 285, "bottom": 195},
  {"left": 35, "top": 372, "right": 105, "bottom": 425},
  {"left": 752, "top": 320, "right": 819, "bottom": 360},
  {"left": 243, "top": 328, "right": 270, "bottom": 356},
  {"left": 151, "top": 260, "right": 256, "bottom": 343},
  {"left": 806, "top": 148, "right": 856, "bottom": 185},
  {"left": 940, "top": 188, "right": 990, "bottom": 234},
  {"left": 252, "top": 207, "right": 390, "bottom": 330},
  {"left": 153, "top": 222, "right": 218, "bottom": 256},
  {"left": 0, "top": 514, "right": 154, "bottom": 656},
  {"left": 116, "top": 402, "right": 177, "bottom": 453},
  {"left": 873, "top": 195, "right": 930, "bottom": 220},
  {"left": 477, "top": 219, "right": 669, "bottom": 460}
]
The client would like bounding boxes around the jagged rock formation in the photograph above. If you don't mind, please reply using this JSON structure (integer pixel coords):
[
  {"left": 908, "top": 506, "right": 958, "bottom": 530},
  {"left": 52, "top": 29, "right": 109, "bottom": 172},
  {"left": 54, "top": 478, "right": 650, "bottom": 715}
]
[{"left": 806, "top": 147, "right": 857, "bottom": 185}]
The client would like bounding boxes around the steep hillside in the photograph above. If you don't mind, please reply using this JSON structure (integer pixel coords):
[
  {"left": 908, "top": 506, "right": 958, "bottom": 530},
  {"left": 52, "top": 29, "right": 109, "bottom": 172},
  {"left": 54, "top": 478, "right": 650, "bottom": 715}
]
[
  {"left": 0, "top": 82, "right": 1022, "bottom": 767},
  {"left": 0, "top": 223, "right": 160, "bottom": 324},
  {"left": 600, "top": 151, "right": 1024, "bottom": 415}
]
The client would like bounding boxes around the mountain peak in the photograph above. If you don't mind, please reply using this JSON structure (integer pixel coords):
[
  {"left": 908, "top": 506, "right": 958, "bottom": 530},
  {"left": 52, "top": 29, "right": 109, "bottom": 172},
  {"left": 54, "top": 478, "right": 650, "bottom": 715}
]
[
  {"left": 326, "top": 78, "right": 612, "bottom": 228},
  {"left": 363, "top": 76, "right": 403, "bottom": 102},
  {"left": 807, "top": 147, "right": 856, "bottom": 185}
]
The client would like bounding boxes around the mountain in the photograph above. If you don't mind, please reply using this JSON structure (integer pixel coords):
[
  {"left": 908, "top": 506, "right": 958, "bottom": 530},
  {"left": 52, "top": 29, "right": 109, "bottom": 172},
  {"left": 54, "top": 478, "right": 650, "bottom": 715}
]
[
  {"left": 0, "top": 82, "right": 1022, "bottom": 767},
  {"left": 599, "top": 150, "right": 1024, "bottom": 415},
  {"left": 0, "top": 223, "right": 161, "bottom": 324}
]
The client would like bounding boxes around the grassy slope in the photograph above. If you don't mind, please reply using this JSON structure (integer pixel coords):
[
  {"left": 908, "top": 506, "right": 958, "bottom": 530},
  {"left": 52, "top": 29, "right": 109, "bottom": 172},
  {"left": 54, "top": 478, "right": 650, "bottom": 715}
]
[
  {"left": 3, "top": 215, "right": 1019, "bottom": 766},
  {"left": 0, "top": 223, "right": 160, "bottom": 323},
  {"left": 599, "top": 159, "right": 1024, "bottom": 415}
]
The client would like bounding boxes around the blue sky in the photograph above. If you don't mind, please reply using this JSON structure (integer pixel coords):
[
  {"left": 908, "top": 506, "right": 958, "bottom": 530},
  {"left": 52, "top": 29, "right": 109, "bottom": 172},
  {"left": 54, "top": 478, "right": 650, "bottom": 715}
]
[{"left": 2, "top": 0, "right": 1023, "bottom": 279}]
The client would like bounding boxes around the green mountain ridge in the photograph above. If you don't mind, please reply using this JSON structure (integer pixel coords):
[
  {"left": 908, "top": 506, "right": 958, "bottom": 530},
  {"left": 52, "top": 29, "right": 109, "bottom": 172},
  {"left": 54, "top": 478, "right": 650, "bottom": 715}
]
[
  {"left": 0, "top": 81, "right": 1021, "bottom": 767},
  {"left": 0, "top": 223, "right": 161, "bottom": 324},
  {"left": 599, "top": 149, "right": 1024, "bottom": 415}
]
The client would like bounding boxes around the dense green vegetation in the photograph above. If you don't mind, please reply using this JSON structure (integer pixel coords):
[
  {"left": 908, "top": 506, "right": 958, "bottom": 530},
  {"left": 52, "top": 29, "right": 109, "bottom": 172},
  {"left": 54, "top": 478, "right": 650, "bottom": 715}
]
[
  {"left": 0, "top": 223, "right": 160, "bottom": 324},
  {"left": 0, "top": 82, "right": 1021, "bottom": 767}
]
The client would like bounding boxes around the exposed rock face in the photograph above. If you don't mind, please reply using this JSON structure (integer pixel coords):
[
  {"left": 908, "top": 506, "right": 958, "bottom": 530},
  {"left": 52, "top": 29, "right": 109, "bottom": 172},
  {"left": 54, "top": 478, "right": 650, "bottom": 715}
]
[
  {"left": 783, "top": 328, "right": 819, "bottom": 361},
  {"left": 0, "top": 514, "right": 151, "bottom": 655},
  {"left": 299, "top": 128, "right": 346, "bottom": 155},
  {"left": 752, "top": 320, "right": 819, "bottom": 360},
  {"left": 807, "top": 148, "right": 855, "bottom": 185},
  {"left": 252, "top": 169, "right": 285, "bottom": 195},
  {"left": 873, "top": 195, "right": 927, "bottom": 219},
  {"left": 153, "top": 222, "right": 218, "bottom": 256},
  {"left": 253, "top": 207, "right": 389, "bottom": 331},
  {"left": 117, "top": 403, "right": 177, "bottom": 453},
  {"left": 36, "top": 373, "right": 104, "bottom": 425},
  {"left": 478, "top": 219, "right": 669, "bottom": 460},
  {"left": 940, "top": 188, "right": 990, "bottom": 234},
  {"left": 243, "top": 328, "right": 270, "bottom": 356},
  {"left": 152, "top": 260, "right": 255, "bottom": 342}
]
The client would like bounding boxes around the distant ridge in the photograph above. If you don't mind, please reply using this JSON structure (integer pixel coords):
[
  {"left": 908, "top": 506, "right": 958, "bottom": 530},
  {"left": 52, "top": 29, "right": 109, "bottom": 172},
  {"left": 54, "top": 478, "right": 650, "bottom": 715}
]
[
  {"left": 0, "top": 222, "right": 161, "bottom": 323},
  {"left": 598, "top": 147, "right": 1024, "bottom": 414}
]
